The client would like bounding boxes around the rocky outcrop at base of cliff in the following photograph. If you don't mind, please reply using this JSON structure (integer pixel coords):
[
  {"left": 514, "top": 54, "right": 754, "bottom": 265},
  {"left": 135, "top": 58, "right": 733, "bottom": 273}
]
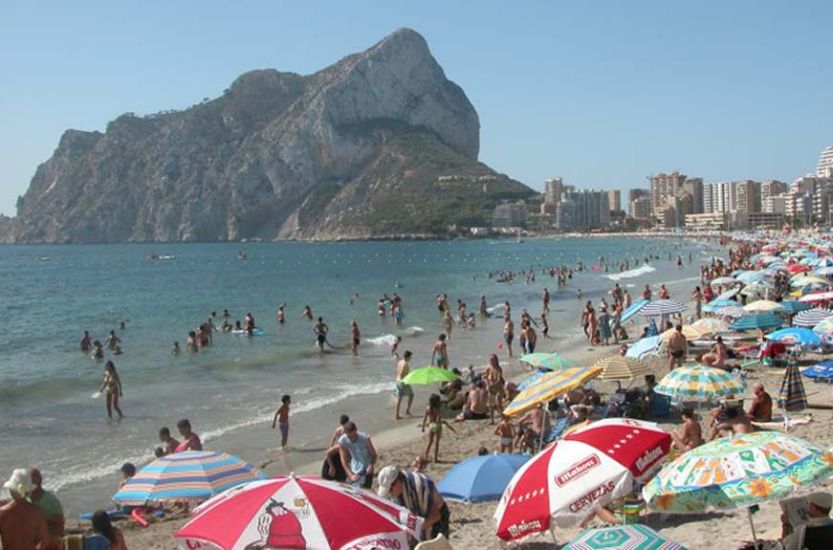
[{"left": 9, "top": 28, "right": 532, "bottom": 243}]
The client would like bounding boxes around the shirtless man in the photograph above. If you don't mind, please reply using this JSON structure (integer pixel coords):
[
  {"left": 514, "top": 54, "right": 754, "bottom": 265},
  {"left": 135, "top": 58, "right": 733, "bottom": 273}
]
[
  {"left": 700, "top": 336, "right": 728, "bottom": 369},
  {"left": 484, "top": 355, "right": 505, "bottom": 424},
  {"left": 503, "top": 317, "right": 515, "bottom": 358},
  {"left": 516, "top": 404, "right": 547, "bottom": 452},
  {"left": 672, "top": 408, "right": 703, "bottom": 451},
  {"left": 642, "top": 284, "right": 652, "bottom": 300},
  {"left": 667, "top": 325, "right": 687, "bottom": 370},
  {"left": 314, "top": 317, "right": 329, "bottom": 352},
  {"left": 395, "top": 351, "right": 414, "bottom": 420},
  {"left": 456, "top": 382, "right": 489, "bottom": 421},
  {"left": 0, "top": 469, "right": 48, "bottom": 550},
  {"left": 301, "top": 305, "right": 314, "bottom": 321},
  {"left": 432, "top": 334, "right": 449, "bottom": 368}
]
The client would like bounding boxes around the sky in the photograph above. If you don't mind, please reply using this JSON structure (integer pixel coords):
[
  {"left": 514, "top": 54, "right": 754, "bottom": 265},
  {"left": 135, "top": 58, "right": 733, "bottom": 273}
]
[{"left": 1, "top": 1, "right": 832, "bottom": 215}]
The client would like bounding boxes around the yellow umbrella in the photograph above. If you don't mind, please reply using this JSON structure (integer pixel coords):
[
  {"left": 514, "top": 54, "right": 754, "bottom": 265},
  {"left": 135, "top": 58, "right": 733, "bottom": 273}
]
[
  {"left": 660, "top": 325, "right": 703, "bottom": 341},
  {"left": 743, "top": 300, "right": 784, "bottom": 312},
  {"left": 503, "top": 366, "right": 602, "bottom": 417},
  {"left": 592, "top": 355, "right": 650, "bottom": 381}
]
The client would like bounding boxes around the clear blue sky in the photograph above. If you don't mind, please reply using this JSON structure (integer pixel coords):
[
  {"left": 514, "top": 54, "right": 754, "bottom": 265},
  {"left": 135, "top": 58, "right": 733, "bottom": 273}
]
[{"left": 2, "top": 1, "right": 831, "bottom": 215}]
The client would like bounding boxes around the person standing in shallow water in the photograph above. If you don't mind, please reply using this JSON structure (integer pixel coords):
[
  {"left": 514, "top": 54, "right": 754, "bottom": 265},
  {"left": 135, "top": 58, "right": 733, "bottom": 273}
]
[
  {"left": 98, "top": 361, "right": 123, "bottom": 420},
  {"left": 350, "top": 321, "right": 361, "bottom": 356}
]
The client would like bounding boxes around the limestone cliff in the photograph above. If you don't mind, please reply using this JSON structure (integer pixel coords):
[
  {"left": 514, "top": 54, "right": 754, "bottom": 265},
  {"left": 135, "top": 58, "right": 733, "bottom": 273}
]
[{"left": 10, "top": 28, "right": 532, "bottom": 243}]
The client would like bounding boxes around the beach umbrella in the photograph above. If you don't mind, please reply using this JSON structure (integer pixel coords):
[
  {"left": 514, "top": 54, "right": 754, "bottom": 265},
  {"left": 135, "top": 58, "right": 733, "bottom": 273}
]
[
  {"left": 804, "top": 257, "right": 833, "bottom": 267},
  {"left": 814, "top": 266, "right": 833, "bottom": 276},
  {"left": 113, "top": 451, "right": 266, "bottom": 506},
  {"left": 643, "top": 432, "right": 833, "bottom": 513},
  {"left": 619, "top": 299, "right": 649, "bottom": 323},
  {"left": 780, "top": 300, "right": 812, "bottom": 314},
  {"left": 564, "top": 524, "right": 687, "bottom": 550},
  {"left": 739, "top": 282, "right": 774, "bottom": 297},
  {"left": 495, "top": 419, "right": 671, "bottom": 540},
  {"left": 715, "top": 288, "right": 740, "bottom": 301},
  {"left": 728, "top": 313, "right": 783, "bottom": 331},
  {"left": 717, "top": 305, "right": 751, "bottom": 318},
  {"left": 175, "top": 475, "right": 422, "bottom": 550},
  {"left": 518, "top": 369, "right": 549, "bottom": 391},
  {"left": 592, "top": 355, "right": 650, "bottom": 381},
  {"left": 702, "top": 299, "right": 739, "bottom": 314},
  {"left": 638, "top": 299, "right": 687, "bottom": 317},
  {"left": 788, "top": 264, "right": 812, "bottom": 274},
  {"left": 793, "top": 308, "right": 833, "bottom": 327},
  {"left": 690, "top": 318, "right": 728, "bottom": 335},
  {"left": 801, "top": 360, "right": 833, "bottom": 382},
  {"left": 766, "top": 327, "right": 822, "bottom": 347},
  {"left": 778, "top": 363, "right": 807, "bottom": 411},
  {"left": 799, "top": 291, "right": 833, "bottom": 303},
  {"left": 503, "top": 366, "right": 602, "bottom": 417},
  {"left": 735, "top": 271, "right": 767, "bottom": 285},
  {"left": 709, "top": 277, "right": 739, "bottom": 287},
  {"left": 654, "top": 366, "right": 745, "bottom": 402},
  {"left": 813, "top": 316, "right": 833, "bottom": 334},
  {"left": 437, "top": 453, "right": 529, "bottom": 503},
  {"left": 625, "top": 336, "right": 663, "bottom": 361},
  {"left": 790, "top": 275, "right": 831, "bottom": 288},
  {"left": 520, "top": 353, "right": 576, "bottom": 371},
  {"left": 401, "top": 366, "right": 459, "bottom": 385},
  {"left": 742, "top": 300, "right": 783, "bottom": 313}
]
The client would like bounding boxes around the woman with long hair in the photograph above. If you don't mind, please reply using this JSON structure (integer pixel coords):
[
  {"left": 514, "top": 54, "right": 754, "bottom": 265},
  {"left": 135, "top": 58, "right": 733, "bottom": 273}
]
[{"left": 98, "top": 360, "right": 123, "bottom": 419}]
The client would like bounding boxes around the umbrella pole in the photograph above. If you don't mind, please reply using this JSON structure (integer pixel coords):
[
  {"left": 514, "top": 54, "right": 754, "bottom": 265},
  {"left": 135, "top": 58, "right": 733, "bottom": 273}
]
[
  {"left": 549, "top": 527, "right": 558, "bottom": 544},
  {"left": 746, "top": 507, "right": 759, "bottom": 545}
]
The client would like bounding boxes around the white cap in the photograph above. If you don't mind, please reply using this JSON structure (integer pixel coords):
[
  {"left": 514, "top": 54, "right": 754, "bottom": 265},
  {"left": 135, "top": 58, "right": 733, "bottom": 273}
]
[
  {"left": 3, "top": 469, "right": 34, "bottom": 496},
  {"left": 376, "top": 466, "right": 399, "bottom": 499}
]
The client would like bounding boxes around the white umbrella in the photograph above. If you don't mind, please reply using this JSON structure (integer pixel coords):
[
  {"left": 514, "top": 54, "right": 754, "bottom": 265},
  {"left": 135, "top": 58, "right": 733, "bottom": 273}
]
[{"left": 638, "top": 299, "right": 687, "bottom": 317}]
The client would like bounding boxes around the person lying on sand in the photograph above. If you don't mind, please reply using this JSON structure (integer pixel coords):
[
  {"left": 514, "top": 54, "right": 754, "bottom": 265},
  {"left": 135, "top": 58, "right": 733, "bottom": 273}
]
[{"left": 710, "top": 406, "right": 754, "bottom": 440}]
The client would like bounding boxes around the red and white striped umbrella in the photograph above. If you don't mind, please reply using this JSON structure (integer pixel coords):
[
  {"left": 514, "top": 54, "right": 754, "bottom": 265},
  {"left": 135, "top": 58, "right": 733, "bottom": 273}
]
[
  {"left": 494, "top": 419, "right": 671, "bottom": 541},
  {"left": 176, "top": 475, "right": 422, "bottom": 550}
]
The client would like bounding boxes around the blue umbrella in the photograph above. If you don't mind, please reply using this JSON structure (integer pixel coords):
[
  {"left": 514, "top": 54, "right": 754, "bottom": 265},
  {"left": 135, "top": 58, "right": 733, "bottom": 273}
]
[
  {"left": 736, "top": 271, "right": 768, "bottom": 285},
  {"left": 619, "top": 299, "right": 649, "bottom": 323},
  {"left": 767, "top": 327, "right": 822, "bottom": 348},
  {"left": 802, "top": 360, "right": 833, "bottom": 381},
  {"left": 437, "top": 453, "right": 529, "bottom": 503},
  {"left": 729, "top": 313, "right": 783, "bottom": 332},
  {"left": 780, "top": 300, "right": 812, "bottom": 315},
  {"left": 518, "top": 369, "right": 549, "bottom": 391}
]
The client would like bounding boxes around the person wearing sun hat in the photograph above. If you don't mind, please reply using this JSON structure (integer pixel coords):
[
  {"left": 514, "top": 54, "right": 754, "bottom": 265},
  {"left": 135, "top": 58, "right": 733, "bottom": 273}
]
[
  {"left": 0, "top": 468, "right": 49, "bottom": 549},
  {"left": 377, "top": 465, "right": 449, "bottom": 540}
]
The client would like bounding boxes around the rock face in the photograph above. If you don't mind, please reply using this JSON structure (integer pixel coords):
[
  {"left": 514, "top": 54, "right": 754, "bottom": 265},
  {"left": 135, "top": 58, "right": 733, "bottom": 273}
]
[{"left": 10, "top": 28, "right": 532, "bottom": 243}]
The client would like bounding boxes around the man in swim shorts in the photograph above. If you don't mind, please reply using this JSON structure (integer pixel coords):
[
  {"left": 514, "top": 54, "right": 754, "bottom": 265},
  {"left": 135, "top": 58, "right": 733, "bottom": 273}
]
[
  {"left": 271, "top": 395, "right": 291, "bottom": 450},
  {"left": 395, "top": 351, "right": 414, "bottom": 420},
  {"left": 432, "top": 334, "right": 448, "bottom": 368},
  {"left": 314, "top": 317, "right": 329, "bottom": 351},
  {"left": 667, "top": 324, "right": 687, "bottom": 370}
]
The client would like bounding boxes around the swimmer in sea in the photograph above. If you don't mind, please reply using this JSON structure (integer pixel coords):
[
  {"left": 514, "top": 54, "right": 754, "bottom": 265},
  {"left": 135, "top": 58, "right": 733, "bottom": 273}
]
[
  {"left": 105, "top": 330, "right": 121, "bottom": 351},
  {"left": 80, "top": 330, "right": 92, "bottom": 352},
  {"left": 301, "top": 305, "right": 314, "bottom": 321},
  {"left": 350, "top": 321, "right": 361, "bottom": 356},
  {"left": 91, "top": 340, "right": 104, "bottom": 360},
  {"left": 277, "top": 303, "right": 286, "bottom": 324},
  {"left": 314, "top": 317, "right": 329, "bottom": 352},
  {"left": 391, "top": 336, "right": 402, "bottom": 359},
  {"left": 223, "top": 308, "right": 231, "bottom": 319},
  {"left": 171, "top": 342, "right": 180, "bottom": 356}
]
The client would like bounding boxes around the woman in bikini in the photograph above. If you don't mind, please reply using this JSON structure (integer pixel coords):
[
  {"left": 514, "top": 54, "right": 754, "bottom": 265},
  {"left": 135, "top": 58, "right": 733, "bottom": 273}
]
[
  {"left": 98, "top": 360, "right": 124, "bottom": 419},
  {"left": 421, "top": 394, "right": 454, "bottom": 463}
]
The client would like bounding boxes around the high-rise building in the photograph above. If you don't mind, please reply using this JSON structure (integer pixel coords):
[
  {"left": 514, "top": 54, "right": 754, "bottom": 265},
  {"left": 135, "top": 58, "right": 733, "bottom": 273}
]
[
  {"left": 734, "top": 180, "right": 762, "bottom": 214},
  {"left": 606, "top": 190, "right": 622, "bottom": 212},
  {"left": 544, "top": 178, "right": 564, "bottom": 204},
  {"left": 629, "top": 196, "right": 652, "bottom": 219},
  {"left": 554, "top": 199, "right": 577, "bottom": 231},
  {"left": 682, "top": 178, "right": 704, "bottom": 214},
  {"left": 565, "top": 189, "right": 610, "bottom": 229},
  {"left": 817, "top": 146, "right": 833, "bottom": 178},
  {"left": 760, "top": 180, "right": 787, "bottom": 206},
  {"left": 650, "top": 171, "right": 687, "bottom": 215}
]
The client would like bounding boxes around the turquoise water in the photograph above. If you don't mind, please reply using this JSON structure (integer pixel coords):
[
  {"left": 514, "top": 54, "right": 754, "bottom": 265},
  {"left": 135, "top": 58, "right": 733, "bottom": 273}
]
[{"left": 0, "top": 236, "right": 718, "bottom": 514}]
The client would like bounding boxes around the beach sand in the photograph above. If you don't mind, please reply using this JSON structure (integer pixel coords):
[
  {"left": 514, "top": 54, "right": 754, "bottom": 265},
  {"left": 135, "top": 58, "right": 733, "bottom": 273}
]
[{"left": 116, "top": 336, "right": 833, "bottom": 549}]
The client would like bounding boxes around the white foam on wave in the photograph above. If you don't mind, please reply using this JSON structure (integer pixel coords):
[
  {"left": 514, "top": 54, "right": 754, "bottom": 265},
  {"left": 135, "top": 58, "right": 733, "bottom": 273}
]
[
  {"left": 604, "top": 264, "right": 656, "bottom": 281},
  {"left": 486, "top": 304, "right": 505, "bottom": 313},
  {"left": 405, "top": 326, "right": 424, "bottom": 336},
  {"left": 365, "top": 334, "right": 398, "bottom": 347},
  {"left": 47, "top": 380, "right": 394, "bottom": 494}
]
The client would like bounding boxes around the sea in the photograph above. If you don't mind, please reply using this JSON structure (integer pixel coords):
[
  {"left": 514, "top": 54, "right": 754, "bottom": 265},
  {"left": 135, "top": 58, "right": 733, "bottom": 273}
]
[{"left": 0, "top": 236, "right": 723, "bottom": 515}]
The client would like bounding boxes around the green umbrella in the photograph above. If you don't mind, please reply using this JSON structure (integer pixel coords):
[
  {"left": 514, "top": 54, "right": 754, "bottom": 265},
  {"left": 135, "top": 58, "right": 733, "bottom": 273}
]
[
  {"left": 519, "top": 352, "right": 576, "bottom": 370},
  {"left": 401, "top": 366, "right": 459, "bottom": 385},
  {"left": 565, "top": 524, "right": 687, "bottom": 550}
]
